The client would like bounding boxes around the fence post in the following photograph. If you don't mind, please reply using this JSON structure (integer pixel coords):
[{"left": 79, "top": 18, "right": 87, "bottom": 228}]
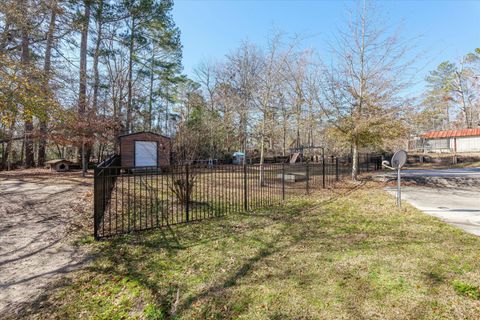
[
  {"left": 243, "top": 164, "right": 248, "bottom": 211},
  {"left": 282, "top": 163, "right": 285, "bottom": 201},
  {"left": 322, "top": 154, "right": 326, "bottom": 188},
  {"left": 185, "top": 164, "right": 190, "bottom": 222},
  {"left": 357, "top": 153, "right": 360, "bottom": 174},
  {"left": 335, "top": 157, "right": 339, "bottom": 181},
  {"left": 93, "top": 167, "right": 99, "bottom": 240},
  {"left": 306, "top": 161, "right": 310, "bottom": 195}
]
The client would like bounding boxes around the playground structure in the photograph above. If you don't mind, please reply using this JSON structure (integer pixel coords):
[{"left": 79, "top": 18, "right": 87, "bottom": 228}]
[{"left": 288, "top": 144, "right": 325, "bottom": 164}]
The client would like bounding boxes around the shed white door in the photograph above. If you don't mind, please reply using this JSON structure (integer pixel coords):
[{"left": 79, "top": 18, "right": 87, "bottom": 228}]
[{"left": 135, "top": 141, "right": 157, "bottom": 167}]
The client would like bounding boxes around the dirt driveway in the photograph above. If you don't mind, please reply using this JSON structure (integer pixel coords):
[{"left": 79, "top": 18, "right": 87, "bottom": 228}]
[{"left": 0, "top": 170, "right": 92, "bottom": 317}]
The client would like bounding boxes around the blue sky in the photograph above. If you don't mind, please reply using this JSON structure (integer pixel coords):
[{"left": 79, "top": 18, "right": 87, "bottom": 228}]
[{"left": 172, "top": 0, "right": 480, "bottom": 95}]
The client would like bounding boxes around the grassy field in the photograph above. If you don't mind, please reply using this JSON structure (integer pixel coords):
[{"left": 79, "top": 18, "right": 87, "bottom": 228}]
[{"left": 26, "top": 182, "right": 480, "bottom": 319}]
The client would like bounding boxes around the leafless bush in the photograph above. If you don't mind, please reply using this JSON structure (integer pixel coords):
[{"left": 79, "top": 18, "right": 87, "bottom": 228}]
[{"left": 169, "top": 172, "right": 196, "bottom": 204}]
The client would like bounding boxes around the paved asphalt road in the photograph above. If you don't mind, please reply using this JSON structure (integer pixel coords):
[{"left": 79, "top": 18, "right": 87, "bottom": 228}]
[{"left": 385, "top": 168, "right": 480, "bottom": 236}]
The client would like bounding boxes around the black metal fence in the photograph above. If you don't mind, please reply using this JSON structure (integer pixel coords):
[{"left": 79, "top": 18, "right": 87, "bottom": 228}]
[{"left": 94, "top": 154, "right": 382, "bottom": 239}]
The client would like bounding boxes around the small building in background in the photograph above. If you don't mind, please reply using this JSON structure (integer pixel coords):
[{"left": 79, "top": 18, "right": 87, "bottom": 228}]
[
  {"left": 232, "top": 151, "right": 245, "bottom": 165},
  {"left": 420, "top": 128, "right": 480, "bottom": 153},
  {"left": 119, "top": 132, "right": 171, "bottom": 167},
  {"left": 45, "top": 159, "right": 73, "bottom": 172}
]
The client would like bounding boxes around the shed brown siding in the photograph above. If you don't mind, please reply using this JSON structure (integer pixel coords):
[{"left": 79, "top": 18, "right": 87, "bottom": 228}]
[{"left": 119, "top": 132, "right": 171, "bottom": 167}]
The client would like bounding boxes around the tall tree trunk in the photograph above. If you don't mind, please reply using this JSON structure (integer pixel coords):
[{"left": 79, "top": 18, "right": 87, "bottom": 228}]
[
  {"left": 79, "top": 1, "right": 90, "bottom": 115},
  {"left": 38, "top": 0, "right": 57, "bottom": 167},
  {"left": 1, "top": 142, "right": 4, "bottom": 169},
  {"left": 240, "top": 99, "right": 248, "bottom": 161},
  {"left": 259, "top": 113, "right": 266, "bottom": 186},
  {"left": 164, "top": 87, "right": 169, "bottom": 135},
  {"left": 89, "top": 0, "right": 104, "bottom": 162},
  {"left": 20, "top": 0, "right": 34, "bottom": 168},
  {"left": 308, "top": 103, "right": 314, "bottom": 147},
  {"left": 295, "top": 101, "right": 301, "bottom": 149},
  {"left": 79, "top": 0, "right": 91, "bottom": 173},
  {"left": 113, "top": 84, "right": 122, "bottom": 151},
  {"left": 352, "top": 4, "right": 366, "bottom": 181},
  {"left": 5, "top": 140, "right": 12, "bottom": 170},
  {"left": 351, "top": 141, "right": 359, "bottom": 180},
  {"left": 92, "top": 0, "right": 104, "bottom": 114},
  {"left": 3, "top": 116, "right": 16, "bottom": 170},
  {"left": 148, "top": 47, "right": 155, "bottom": 131},
  {"left": 126, "top": 17, "right": 135, "bottom": 133}
]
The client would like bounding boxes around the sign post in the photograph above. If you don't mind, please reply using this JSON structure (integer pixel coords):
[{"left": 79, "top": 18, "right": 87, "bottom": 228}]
[
  {"left": 382, "top": 150, "right": 407, "bottom": 208},
  {"left": 397, "top": 167, "right": 401, "bottom": 208}
]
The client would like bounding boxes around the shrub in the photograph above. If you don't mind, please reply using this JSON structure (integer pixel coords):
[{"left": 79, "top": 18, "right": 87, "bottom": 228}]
[{"left": 169, "top": 172, "right": 196, "bottom": 204}]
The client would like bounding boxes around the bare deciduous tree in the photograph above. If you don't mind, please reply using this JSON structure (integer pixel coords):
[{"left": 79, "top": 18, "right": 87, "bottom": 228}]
[{"left": 318, "top": 2, "right": 413, "bottom": 180}]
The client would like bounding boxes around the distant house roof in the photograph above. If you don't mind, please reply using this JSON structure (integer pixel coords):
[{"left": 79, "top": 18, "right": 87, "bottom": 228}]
[
  {"left": 421, "top": 128, "right": 480, "bottom": 139},
  {"left": 118, "top": 131, "right": 171, "bottom": 140}
]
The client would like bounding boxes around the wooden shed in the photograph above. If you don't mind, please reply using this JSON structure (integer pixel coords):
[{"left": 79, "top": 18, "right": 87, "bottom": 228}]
[{"left": 119, "top": 132, "right": 171, "bottom": 167}]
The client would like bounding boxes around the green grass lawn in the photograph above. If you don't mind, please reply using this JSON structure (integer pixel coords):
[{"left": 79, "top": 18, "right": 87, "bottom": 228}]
[{"left": 29, "top": 182, "right": 480, "bottom": 319}]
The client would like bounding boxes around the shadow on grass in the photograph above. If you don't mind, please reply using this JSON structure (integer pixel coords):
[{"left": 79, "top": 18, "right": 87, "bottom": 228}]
[
  {"left": 18, "top": 183, "right": 360, "bottom": 318},
  {"left": 17, "top": 181, "right": 464, "bottom": 319},
  {"left": 78, "top": 184, "right": 371, "bottom": 317},
  {"left": 174, "top": 222, "right": 296, "bottom": 318}
]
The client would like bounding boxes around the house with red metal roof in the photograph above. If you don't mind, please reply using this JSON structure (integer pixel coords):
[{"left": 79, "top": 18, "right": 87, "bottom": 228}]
[{"left": 418, "top": 128, "right": 480, "bottom": 153}]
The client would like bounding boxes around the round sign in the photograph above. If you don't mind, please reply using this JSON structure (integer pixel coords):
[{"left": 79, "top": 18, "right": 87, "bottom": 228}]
[{"left": 391, "top": 150, "right": 407, "bottom": 169}]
